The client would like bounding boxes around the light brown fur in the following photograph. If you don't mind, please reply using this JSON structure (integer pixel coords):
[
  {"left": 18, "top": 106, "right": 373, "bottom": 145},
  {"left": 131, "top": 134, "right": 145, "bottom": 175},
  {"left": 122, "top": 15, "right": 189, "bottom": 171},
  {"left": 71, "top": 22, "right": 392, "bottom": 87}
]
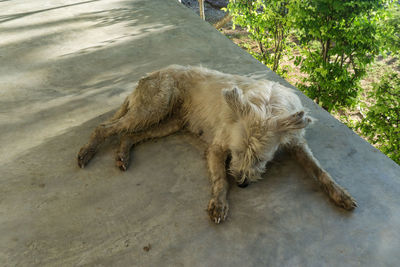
[{"left": 77, "top": 65, "right": 356, "bottom": 224}]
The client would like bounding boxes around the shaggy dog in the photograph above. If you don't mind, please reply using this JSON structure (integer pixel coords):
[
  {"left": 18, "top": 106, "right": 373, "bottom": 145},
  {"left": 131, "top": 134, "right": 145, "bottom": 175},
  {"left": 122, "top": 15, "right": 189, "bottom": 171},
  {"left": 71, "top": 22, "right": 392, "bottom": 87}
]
[{"left": 77, "top": 65, "right": 356, "bottom": 224}]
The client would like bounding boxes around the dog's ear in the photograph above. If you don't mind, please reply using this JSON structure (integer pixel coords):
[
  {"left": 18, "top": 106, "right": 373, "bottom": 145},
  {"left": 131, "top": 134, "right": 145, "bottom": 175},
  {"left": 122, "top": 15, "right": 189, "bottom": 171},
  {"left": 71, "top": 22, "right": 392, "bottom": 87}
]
[
  {"left": 222, "top": 87, "right": 250, "bottom": 116},
  {"left": 275, "top": 111, "right": 313, "bottom": 132}
]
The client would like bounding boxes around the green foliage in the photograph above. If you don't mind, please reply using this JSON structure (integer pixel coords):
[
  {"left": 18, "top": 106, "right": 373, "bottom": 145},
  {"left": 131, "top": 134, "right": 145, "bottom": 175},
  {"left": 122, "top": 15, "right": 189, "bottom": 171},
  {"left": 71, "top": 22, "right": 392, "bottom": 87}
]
[
  {"left": 292, "top": 0, "right": 385, "bottom": 111},
  {"left": 378, "top": 2, "right": 400, "bottom": 56},
  {"left": 226, "top": 0, "right": 294, "bottom": 75},
  {"left": 227, "top": 0, "right": 388, "bottom": 111},
  {"left": 295, "top": 53, "right": 361, "bottom": 111},
  {"left": 225, "top": 0, "right": 399, "bottom": 164},
  {"left": 357, "top": 72, "right": 400, "bottom": 164}
]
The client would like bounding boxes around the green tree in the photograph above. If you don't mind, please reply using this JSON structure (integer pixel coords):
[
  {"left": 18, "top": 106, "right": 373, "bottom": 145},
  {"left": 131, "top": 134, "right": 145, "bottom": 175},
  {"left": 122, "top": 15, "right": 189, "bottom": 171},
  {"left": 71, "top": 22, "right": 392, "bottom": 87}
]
[
  {"left": 379, "top": 2, "right": 400, "bottom": 56},
  {"left": 226, "top": 0, "right": 293, "bottom": 75},
  {"left": 292, "top": 0, "right": 385, "bottom": 111},
  {"left": 357, "top": 72, "right": 400, "bottom": 164}
]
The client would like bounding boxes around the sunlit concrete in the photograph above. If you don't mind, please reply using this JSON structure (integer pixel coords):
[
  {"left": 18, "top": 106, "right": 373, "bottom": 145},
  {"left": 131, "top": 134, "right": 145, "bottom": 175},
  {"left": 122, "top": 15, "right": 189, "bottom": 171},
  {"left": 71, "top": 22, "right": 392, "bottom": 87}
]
[{"left": 1, "top": 0, "right": 400, "bottom": 266}]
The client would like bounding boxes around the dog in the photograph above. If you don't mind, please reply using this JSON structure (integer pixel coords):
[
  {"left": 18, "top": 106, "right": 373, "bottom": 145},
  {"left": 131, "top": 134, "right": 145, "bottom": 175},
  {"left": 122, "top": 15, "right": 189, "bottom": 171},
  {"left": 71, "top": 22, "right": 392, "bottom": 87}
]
[{"left": 77, "top": 65, "right": 356, "bottom": 224}]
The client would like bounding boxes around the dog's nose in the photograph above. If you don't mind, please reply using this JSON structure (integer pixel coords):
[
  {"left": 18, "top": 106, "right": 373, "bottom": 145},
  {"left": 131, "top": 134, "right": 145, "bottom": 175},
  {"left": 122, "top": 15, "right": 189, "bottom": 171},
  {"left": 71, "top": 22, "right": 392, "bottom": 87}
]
[{"left": 237, "top": 178, "right": 249, "bottom": 188}]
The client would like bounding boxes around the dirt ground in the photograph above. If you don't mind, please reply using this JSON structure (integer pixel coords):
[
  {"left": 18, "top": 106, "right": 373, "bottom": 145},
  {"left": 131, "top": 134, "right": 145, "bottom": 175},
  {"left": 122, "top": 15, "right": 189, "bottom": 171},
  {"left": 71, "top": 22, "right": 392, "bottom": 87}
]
[{"left": 181, "top": 0, "right": 227, "bottom": 24}]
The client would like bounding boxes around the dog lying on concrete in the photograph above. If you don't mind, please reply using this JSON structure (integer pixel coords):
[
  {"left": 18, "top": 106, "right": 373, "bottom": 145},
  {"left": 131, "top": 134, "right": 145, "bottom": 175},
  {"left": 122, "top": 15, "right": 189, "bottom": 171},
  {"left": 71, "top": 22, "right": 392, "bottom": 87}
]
[{"left": 77, "top": 65, "right": 356, "bottom": 224}]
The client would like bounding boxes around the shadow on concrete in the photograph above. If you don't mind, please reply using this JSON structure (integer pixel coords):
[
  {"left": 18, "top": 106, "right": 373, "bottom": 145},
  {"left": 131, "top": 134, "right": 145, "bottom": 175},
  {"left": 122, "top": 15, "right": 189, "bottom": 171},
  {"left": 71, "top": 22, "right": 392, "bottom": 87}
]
[
  {"left": 0, "top": 110, "right": 360, "bottom": 266},
  {"left": 0, "top": 0, "right": 263, "bottom": 165},
  {"left": 0, "top": 0, "right": 101, "bottom": 23},
  {"left": 3, "top": 108, "right": 398, "bottom": 266},
  {"left": 0, "top": 0, "right": 182, "bottom": 163}
]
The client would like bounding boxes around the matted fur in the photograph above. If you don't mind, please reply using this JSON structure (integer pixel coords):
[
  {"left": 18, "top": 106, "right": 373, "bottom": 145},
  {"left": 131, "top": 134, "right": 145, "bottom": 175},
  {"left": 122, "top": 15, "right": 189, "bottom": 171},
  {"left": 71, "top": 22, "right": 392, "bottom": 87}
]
[{"left": 77, "top": 65, "right": 356, "bottom": 224}]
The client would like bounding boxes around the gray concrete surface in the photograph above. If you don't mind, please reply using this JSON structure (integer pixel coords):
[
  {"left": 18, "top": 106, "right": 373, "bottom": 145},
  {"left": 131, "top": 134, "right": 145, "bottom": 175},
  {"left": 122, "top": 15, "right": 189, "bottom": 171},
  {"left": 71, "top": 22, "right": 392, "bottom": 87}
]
[{"left": 1, "top": 0, "right": 400, "bottom": 266}]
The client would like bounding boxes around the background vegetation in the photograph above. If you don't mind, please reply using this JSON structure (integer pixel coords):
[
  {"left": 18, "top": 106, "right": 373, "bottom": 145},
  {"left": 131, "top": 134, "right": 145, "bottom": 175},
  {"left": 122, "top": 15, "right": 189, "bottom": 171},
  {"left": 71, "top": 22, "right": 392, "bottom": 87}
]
[{"left": 224, "top": 0, "right": 399, "bottom": 164}]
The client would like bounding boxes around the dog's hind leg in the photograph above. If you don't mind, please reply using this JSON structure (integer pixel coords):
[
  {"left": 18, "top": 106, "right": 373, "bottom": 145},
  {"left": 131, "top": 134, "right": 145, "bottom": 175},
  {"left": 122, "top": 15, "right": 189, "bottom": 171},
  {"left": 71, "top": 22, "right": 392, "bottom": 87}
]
[
  {"left": 115, "top": 117, "right": 184, "bottom": 171},
  {"left": 289, "top": 142, "right": 357, "bottom": 210},
  {"left": 206, "top": 144, "right": 229, "bottom": 224},
  {"left": 77, "top": 105, "right": 174, "bottom": 168},
  {"left": 76, "top": 99, "right": 131, "bottom": 168},
  {"left": 77, "top": 71, "right": 181, "bottom": 168},
  {"left": 109, "top": 98, "right": 130, "bottom": 121},
  {"left": 78, "top": 92, "right": 177, "bottom": 168}
]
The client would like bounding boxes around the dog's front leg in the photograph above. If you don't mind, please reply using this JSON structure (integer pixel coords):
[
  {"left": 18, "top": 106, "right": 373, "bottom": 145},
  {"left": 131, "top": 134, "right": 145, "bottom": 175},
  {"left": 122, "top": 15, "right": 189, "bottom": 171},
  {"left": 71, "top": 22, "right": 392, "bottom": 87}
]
[
  {"left": 206, "top": 144, "right": 229, "bottom": 224},
  {"left": 290, "top": 142, "right": 357, "bottom": 210}
]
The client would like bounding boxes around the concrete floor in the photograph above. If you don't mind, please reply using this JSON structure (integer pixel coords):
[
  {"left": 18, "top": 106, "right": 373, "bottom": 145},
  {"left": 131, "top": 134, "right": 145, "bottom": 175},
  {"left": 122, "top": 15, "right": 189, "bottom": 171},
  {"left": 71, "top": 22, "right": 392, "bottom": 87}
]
[{"left": 1, "top": 0, "right": 400, "bottom": 266}]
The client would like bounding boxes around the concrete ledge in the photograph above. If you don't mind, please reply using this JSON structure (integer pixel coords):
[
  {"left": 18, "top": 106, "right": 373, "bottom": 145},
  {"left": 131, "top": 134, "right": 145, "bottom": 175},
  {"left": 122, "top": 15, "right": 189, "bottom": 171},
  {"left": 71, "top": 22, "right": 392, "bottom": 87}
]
[{"left": 1, "top": 0, "right": 400, "bottom": 266}]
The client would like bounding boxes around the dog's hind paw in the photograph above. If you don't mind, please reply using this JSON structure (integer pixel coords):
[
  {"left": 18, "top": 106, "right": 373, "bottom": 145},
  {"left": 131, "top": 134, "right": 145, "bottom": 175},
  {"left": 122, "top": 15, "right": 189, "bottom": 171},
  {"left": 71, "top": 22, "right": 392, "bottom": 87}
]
[
  {"left": 115, "top": 153, "right": 130, "bottom": 171},
  {"left": 77, "top": 146, "right": 96, "bottom": 168},
  {"left": 208, "top": 198, "right": 229, "bottom": 224}
]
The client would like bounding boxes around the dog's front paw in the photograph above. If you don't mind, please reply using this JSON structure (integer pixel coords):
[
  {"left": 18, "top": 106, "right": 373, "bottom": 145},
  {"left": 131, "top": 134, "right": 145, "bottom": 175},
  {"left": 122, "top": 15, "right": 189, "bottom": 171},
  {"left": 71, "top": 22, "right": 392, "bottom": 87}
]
[
  {"left": 324, "top": 178, "right": 357, "bottom": 211},
  {"left": 77, "top": 145, "right": 96, "bottom": 168},
  {"left": 334, "top": 189, "right": 357, "bottom": 211},
  {"left": 208, "top": 198, "right": 229, "bottom": 224}
]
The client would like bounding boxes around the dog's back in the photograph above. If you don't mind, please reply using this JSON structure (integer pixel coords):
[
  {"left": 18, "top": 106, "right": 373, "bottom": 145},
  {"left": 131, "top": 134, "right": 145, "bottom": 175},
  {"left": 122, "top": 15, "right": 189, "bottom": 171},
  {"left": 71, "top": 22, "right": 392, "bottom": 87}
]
[{"left": 157, "top": 65, "right": 306, "bottom": 144}]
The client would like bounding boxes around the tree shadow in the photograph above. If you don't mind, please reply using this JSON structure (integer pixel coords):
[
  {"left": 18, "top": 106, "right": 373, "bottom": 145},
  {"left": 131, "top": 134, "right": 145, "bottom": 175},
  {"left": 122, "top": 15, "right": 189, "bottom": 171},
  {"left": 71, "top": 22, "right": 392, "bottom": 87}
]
[
  {"left": 0, "top": 0, "right": 100, "bottom": 23},
  {"left": 0, "top": 0, "right": 269, "bottom": 164},
  {"left": 0, "top": 0, "right": 181, "bottom": 163}
]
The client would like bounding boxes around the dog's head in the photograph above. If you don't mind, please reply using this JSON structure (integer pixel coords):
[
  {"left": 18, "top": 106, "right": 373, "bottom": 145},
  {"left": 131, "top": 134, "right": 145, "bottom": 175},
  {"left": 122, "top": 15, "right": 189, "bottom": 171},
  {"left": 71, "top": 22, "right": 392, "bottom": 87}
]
[{"left": 222, "top": 86, "right": 311, "bottom": 187}]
